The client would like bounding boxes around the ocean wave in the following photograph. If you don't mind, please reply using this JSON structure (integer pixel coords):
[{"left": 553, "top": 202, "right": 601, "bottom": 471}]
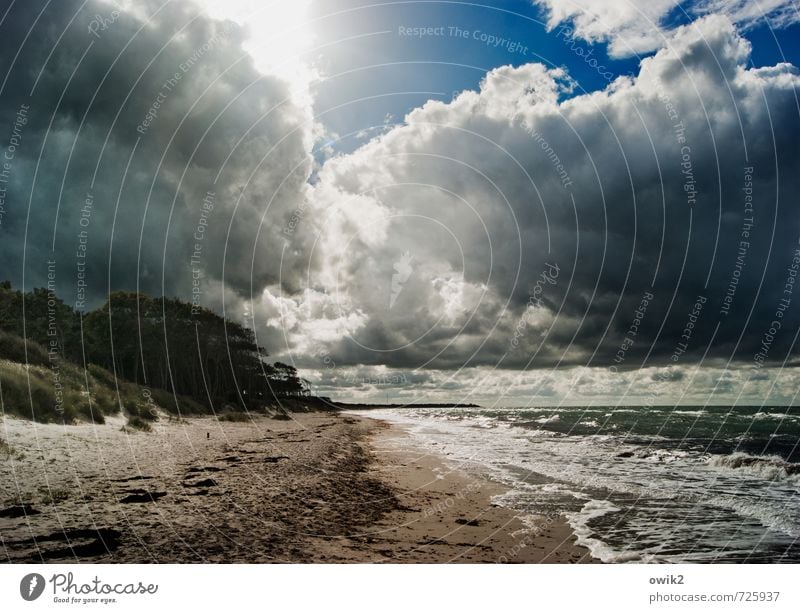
[
  {"left": 705, "top": 494, "right": 800, "bottom": 538},
  {"left": 566, "top": 500, "right": 650, "bottom": 563},
  {"left": 355, "top": 406, "right": 800, "bottom": 561},
  {"left": 708, "top": 452, "right": 800, "bottom": 482},
  {"left": 752, "top": 411, "right": 791, "bottom": 421},
  {"left": 616, "top": 448, "right": 691, "bottom": 464},
  {"left": 468, "top": 416, "right": 504, "bottom": 429}
]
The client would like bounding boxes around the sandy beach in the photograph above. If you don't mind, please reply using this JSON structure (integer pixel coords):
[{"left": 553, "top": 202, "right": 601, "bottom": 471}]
[{"left": 0, "top": 411, "right": 592, "bottom": 563}]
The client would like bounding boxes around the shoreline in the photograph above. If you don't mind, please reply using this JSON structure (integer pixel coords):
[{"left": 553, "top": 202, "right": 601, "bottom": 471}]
[
  {"left": 358, "top": 415, "right": 595, "bottom": 563},
  {"left": 1, "top": 411, "right": 593, "bottom": 563}
]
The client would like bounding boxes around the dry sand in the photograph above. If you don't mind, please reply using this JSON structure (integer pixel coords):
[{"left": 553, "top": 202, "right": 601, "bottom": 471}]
[{"left": 0, "top": 411, "right": 593, "bottom": 563}]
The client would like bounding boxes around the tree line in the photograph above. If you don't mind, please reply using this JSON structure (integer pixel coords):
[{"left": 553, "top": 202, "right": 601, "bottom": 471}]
[{"left": 0, "top": 281, "right": 309, "bottom": 413}]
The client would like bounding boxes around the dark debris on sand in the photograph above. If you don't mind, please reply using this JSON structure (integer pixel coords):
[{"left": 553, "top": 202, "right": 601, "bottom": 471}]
[{"left": 1, "top": 415, "right": 401, "bottom": 563}]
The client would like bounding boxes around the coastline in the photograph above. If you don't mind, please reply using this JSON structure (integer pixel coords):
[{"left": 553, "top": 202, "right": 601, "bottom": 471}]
[
  {"left": 358, "top": 415, "right": 595, "bottom": 563},
  {"left": 1, "top": 411, "right": 593, "bottom": 563}
]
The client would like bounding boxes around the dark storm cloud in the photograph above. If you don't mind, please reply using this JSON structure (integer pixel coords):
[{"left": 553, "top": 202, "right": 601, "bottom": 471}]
[{"left": 0, "top": 0, "right": 312, "bottom": 312}]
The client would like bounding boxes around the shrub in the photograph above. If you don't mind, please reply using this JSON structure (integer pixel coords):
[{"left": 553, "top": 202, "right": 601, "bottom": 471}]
[
  {"left": 0, "top": 437, "right": 25, "bottom": 460},
  {"left": 0, "top": 331, "right": 50, "bottom": 366},
  {"left": 150, "top": 387, "right": 208, "bottom": 415},
  {"left": 38, "top": 486, "right": 70, "bottom": 504},
  {"left": 126, "top": 416, "right": 152, "bottom": 432},
  {"left": 0, "top": 361, "right": 58, "bottom": 421},
  {"left": 217, "top": 411, "right": 252, "bottom": 422}
]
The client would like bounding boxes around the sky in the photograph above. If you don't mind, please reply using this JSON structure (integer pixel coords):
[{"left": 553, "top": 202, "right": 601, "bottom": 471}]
[{"left": 0, "top": 0, "right": 799, "bottom": 406}]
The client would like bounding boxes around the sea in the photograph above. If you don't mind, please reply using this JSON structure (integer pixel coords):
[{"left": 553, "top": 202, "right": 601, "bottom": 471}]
[{"left": 352, "top": 405, "right": 800, "bottom": 563}]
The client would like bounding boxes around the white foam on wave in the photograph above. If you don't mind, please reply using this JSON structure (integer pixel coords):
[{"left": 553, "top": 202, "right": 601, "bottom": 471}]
[
  {"left": 707, "top": 452, "right": 800, "bottom": 483},
  {"left": 752, "top": 411, "right": 791, "bottom": 421},
  {"left": 635, "top": 448, "right": 691, "bottom": 464},
  {"left": 565, "top": 500, "right": 651, "bottom": 563},
  {"left": 704, "top": 493, "right": 800, "bottom": 538}
]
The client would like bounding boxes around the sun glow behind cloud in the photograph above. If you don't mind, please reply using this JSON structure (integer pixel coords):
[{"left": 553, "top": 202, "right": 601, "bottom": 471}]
[{"left": 192, "top": 0, "right": 317, "bottom": 103}]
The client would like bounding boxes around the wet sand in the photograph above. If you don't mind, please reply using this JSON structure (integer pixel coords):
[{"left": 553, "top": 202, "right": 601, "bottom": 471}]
[
  {"left": 0, "top": 412, "right": 592, "bottom": 563},
  {"left": 353, "top": 420, "right": 594, "bottom": 563}
]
